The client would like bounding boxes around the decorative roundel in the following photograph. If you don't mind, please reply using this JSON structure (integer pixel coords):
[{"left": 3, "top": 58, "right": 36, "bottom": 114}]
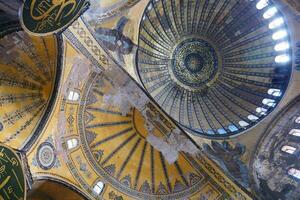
[
  {"left": 37, "top": 142, "right": 56, "bottom": 170},
  {"left": 171, "top": 38, "right": 220, "bottom": 89},
  {"left": 136, "top": 0, "right": 292, "bottom": 138}
]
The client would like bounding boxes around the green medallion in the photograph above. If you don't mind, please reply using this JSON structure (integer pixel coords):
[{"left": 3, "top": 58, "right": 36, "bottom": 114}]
[
  {"left": 0, "top": 145, "right": 25, "bottom": 200},
  {"left": 20, "top": 0, "right": 90, "bottom": 36}
]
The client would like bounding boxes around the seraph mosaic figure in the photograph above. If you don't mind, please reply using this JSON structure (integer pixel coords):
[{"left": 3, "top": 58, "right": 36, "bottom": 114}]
[
  {"left": 95, "top": 17, "right": 134, "bottom": 63},
  {"left": 203, "top": 141, "right": 249, "bottom": 188}
]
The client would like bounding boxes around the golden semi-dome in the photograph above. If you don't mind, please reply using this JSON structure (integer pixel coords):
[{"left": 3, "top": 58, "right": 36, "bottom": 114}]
[
  {"left": 77, "top": 73, "right": 208, "bottom": 199},
  {"left": 0, "top": 31, "right": 60, "bottom": 149}
]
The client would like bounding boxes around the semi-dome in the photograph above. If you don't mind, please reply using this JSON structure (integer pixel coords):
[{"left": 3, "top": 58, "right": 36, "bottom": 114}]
[
  {"left": 78, "top": 73, "right": 208, "bottom": 199},
  {"left": 0, "top": 31, "right": 60, "bottom": 149},
  {"left": 136, "top": 0, "right": 292, "bottom": 138}
]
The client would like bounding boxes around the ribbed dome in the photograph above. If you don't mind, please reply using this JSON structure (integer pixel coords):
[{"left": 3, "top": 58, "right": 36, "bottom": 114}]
[
  {"left": 78, "top": 73, "right": 205, "bottom": 199},
  {"left": 136, "top": 0, "right": 292, "bottom": 138},
  {"left": 0, "top": 31, "right": 59, "bottom": 148}
]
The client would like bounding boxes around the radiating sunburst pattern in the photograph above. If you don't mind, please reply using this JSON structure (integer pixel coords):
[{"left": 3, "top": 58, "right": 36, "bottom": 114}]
[
  {"left": 0, "top": 31, "right": 58, "bottom": 149},
  {"left": 136, "top": 0, "right": 292, "bottom": 138},
  {"left": 78, "top": 73, "right": 230, "bottom": 199}
]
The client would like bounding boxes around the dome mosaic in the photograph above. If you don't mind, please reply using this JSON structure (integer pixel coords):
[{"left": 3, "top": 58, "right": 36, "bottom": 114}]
[
  {"left": 78, "top": 73, "right": 207, "bottom": 199},
  {"left": 0, "top": 31, "right": 59, "bottom": 149},
  {"left": 136, "top": 0, "right": 292, "bottom": 138}
]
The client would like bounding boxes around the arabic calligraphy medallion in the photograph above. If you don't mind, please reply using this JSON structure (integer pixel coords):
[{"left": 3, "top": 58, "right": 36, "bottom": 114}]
[
  {"left": 20, "top": 0, "right": 90, "bottom": 35},
  {"left": 0, "top": 145, "right": 26, "bottom": 200}
]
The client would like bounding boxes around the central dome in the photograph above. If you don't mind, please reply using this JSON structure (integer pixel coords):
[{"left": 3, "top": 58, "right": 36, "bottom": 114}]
[{"left": 136, "top": 0, "right": 292, "bottom": 138}]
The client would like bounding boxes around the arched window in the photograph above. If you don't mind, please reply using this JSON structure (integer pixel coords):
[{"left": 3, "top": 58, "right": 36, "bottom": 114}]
[
  {"left": 217, "top": 128, "right": 227, "bottom": 134},
  {"left": 256, "top": 0, "right": 269, "bottom": 10},
  {"left": 93, "top": 181, "right": 104, "bottom": 195},
  {"left": 67, "top": 138, "right": 78, "bottom": 150},
  {"left": 275, "top": 54, "right": 290, "bottom": 63},
  {"left": 263, "top": 7, "right": 277, "bottom": 19},
  {"left": 269, "top": 17, "right": 284, "bottom": 29},
  {"left": 281, "top": 145, "right": 296, "bottom": 154},
  {"left": 274, "top": 41, "right": 290, "bottom": 52},
  {"left": 262, "top": 98, "right": 276, "bottom": 107},
  {"left": 256, "top": 107, "right": 267, "bottom": 115},
  {"left": 288, "top": 168, "right": 300, "bottom": 179},
  {"left": 289, "top": 129, "right": 300, "bottom": 137},
  {"left": 295, "top": 117, "right": 300, "bottom": 124},
  {"left": 248, "top": 115, "right": 259, "bottom": 121},
  {"left": 228, "top": 125, "right": 238, "bottom": 132},
  {"left": 67, "top": 91, "right": 80, "bottom": 101},
  {"left": 267, "top": 88, "right": 281, "bottom": 97},
  {"left": 239, "top": 121, "right": 249, "bottom": 127},
  {"left": 272, "top": 30, "right": 287, "bottom": 40}
]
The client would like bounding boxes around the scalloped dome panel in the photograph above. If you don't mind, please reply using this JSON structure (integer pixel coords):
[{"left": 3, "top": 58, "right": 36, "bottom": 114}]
[
  {"left": 136, "top": 0, "right": 292, "bottom": 138},
  {"left": 0, "top": 31, "right": 59, "bottom": 149}
]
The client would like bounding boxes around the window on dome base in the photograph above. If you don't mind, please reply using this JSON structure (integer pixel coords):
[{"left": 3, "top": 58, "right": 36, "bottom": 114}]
[
  {"left": 256, "top": 0, "right": 269, "bottom": 10},
  {"left": 248, "top": 115, "right": 259, "bottom": 121},
  {"left": 256, "top": 107, "right": 267, "bottom": 115},
  {"left": 262, "top": 98, "right": 276, "bottom": 107},
  {"left": 281, "top": 145, "right": 296, "bottom": 154},
  {"left": 272, "top": 30, "right": 288, "bottom": 40},
  {"left": 275, "top": 54, "right": 290, "bottom": 63},
  {"left": 228, "top": 125, "right": 238, "bottom": 132},
  {"left": 269, "top": 17, "right": 284, "bottom": 29},
  {"left": 268, "top": 88, "right": 282, "bottom": 97},
  {"left": 295, "top": 118, "right": 300, "bottom": 124},
  {"left": 239, "top": 121, "right": 249, "bottom": 127},
  {"left": 274, "top": 42, "right": 290, "bottom": 51},
  {"left": 217, "top": 128, "right": 227, "bottom": 134},
  {"left": 263, "top": 7, "right": 277, "bottom": 19},
  {"left": 288, "top": 168, "right": 300, "bottom": 179},
  {"left": 289, "top": 129, "right": 300, "bottom": 137}
]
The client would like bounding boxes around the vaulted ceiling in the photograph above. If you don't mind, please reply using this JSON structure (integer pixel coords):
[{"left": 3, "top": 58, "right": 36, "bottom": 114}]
[
  {"left": 0, "top": 31, "right": 60, "bottom": 149},
  {"left": 0, "top": 0, "right": 300, "bottom": 200}
]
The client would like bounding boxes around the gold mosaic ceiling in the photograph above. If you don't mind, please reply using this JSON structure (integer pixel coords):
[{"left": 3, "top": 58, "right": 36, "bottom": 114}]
[
  {"left": 1, "top": 0, "right": 298, "bottom": 199},
  {"left": 0, "top": 31, "right": 59, "bottom": 149},
  {"left": 26, "top": 40, "right": 252, "bottom": 200}
]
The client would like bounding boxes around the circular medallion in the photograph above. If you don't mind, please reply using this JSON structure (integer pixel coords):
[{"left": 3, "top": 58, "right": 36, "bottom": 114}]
[
  {"left": 36, "top": 142, "right": 56, "bottom": 170},
  {"left": 0, "top": 145, "right": 26, "bottom": 200},
  {"left": 20, "top": 0, "right": 90, "bottom": 35},
  {"left": 171, "top": 38, "right": 219, "bottom": 88}
]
